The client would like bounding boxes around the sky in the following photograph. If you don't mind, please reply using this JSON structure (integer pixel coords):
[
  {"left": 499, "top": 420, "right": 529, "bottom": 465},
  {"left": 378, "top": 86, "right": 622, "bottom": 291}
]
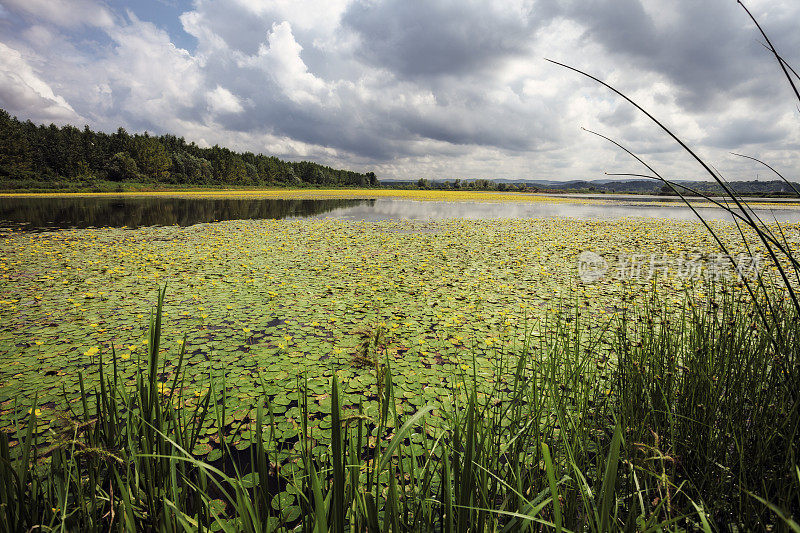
[{"left": 0, "top": 0, "right": 798, "bottom": 182}]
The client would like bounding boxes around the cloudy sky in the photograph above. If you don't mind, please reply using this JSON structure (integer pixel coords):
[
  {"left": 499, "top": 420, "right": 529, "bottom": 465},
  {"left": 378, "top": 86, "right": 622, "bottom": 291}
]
[{"left": 0, "top": 0, "right": 798, "bottom": 181}]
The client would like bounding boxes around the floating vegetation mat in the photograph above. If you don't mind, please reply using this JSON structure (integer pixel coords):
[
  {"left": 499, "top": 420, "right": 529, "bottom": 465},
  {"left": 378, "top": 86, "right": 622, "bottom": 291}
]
[
  {"left": 0, "top": 217, "right": 790, "bottom": 457},
  {"left": 5, "top": 188, "right": 799, "bottom": 209}
]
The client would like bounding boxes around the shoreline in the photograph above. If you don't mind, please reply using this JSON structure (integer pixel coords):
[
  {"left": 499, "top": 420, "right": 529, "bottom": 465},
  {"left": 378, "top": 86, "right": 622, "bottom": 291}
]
[{"left": 3, "top": 188, "right": 800, "bottom": 209}]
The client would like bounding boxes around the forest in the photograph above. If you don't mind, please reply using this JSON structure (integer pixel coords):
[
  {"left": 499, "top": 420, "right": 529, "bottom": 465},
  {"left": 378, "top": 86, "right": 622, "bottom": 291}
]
[{"left": 0, "top": 110, "right": 378, "bottom": 190}]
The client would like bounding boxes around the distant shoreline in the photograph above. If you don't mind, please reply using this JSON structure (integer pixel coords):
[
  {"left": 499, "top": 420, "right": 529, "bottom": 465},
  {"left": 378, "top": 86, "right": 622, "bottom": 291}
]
[
  {"left": 3, "top": 188, "right": 800, "bottom": 209},
  {"left": 4, "top": 181, "right": 799, "bottom": 202}
]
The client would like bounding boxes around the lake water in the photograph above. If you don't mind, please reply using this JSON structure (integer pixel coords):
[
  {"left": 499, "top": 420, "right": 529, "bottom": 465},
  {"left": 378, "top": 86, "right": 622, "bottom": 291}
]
[{"left": 2, "top": 195, "right": 800, "bottom": 231}]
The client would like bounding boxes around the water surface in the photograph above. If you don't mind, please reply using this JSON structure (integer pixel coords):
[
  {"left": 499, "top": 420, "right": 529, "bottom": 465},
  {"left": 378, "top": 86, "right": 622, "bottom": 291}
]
[
  {"left": 318, "top": 199, "right": 800, "bottom": 223},
  {"left": 0, "top": 197, "right": 371, "bottom": 230},
  {"left": 2, "top": 195, "right": 800, "bottom": 231}
]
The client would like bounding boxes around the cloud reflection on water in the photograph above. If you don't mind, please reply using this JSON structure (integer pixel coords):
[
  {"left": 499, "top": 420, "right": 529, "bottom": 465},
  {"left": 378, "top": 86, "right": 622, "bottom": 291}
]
[{"left": 312, "top": 199, "right": 800, "bottom": 223}]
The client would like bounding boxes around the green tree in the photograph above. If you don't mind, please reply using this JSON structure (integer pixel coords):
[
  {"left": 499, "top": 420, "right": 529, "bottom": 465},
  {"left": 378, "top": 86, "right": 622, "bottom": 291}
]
[
  {"left": 106, "top": 152, "right": 139, "bottom": 181},
  {"left": 135, "top": 135, "right": 171, "bottom": 181},
  {"left": 0, "top": 110, "right": 32, "bottom": 177},
  {"left": 0, "top": 107, "right": 378, "bottom": 188}
]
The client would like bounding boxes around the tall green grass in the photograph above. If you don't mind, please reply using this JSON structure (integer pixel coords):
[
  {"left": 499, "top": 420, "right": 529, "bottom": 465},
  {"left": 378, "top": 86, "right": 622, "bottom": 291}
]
[
  {"left": 545, "top": 4, "right": 800, "bottom": 527},
  {"left": 1, "top": 281, "right": 797, "bottom": 531}
]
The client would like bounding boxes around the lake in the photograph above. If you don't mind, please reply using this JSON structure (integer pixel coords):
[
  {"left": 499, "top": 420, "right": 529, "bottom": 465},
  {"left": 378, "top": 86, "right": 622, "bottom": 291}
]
[
  {"left": 1, "top": 190, "right": 796, "bottom": 530},
  {"left": 2, "top": 192, "right": 800, "bottom": 230}
]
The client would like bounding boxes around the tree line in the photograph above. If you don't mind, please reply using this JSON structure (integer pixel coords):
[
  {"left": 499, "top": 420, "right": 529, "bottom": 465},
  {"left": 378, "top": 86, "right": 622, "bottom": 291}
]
[
  {"left": 410, "top": 178, "right": 536, "bottom": 192},
  {"left": 0, "top": 110, "right": 378, "bottom": 188}
]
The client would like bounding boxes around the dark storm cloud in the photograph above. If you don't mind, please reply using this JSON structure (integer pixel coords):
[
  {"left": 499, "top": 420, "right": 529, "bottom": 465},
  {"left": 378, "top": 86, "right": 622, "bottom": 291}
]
[
  {"left": 598, "top": 105, "right": 636, "bottom": 128},
  {"left": 562, "top": 0, "right": 800, "bottom": 110},
  {"left": 706, "top": 116, "right": 791, "bottom": 148},
  {"left": 342, "top": 0, "right": 543, "bottom": 78}
]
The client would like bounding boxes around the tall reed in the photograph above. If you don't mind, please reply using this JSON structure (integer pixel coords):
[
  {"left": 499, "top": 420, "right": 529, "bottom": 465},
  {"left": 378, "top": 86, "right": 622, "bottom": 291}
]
[
  {"left": 2, "top": 282, "right": 797, "bottom": 531},
  {"left": 544, "top": 2, "right": 800, "bottom": 527}
]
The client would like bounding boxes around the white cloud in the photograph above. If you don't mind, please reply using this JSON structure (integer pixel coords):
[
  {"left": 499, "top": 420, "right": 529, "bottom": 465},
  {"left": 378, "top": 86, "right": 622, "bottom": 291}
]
[
  {"left": 0, "top": 42, "right": 79, "bottom": 122},
  {"left": 3, "top": 0, "right": 114, "bottom": 28},
  {"left": 98, "top": 12, "right": 204, "bottom": 130},
  {"left": 238, "top": 21, "right": 328, "bottom": 105},
  {"left": 229, "top": 0, "right": 351, "bottom": 34},
  {"left": 0, "top": 0, "right": 798, "bottom": 182},
  {"left": 206, "top": 85, "right": 244, "bottom": 114},
  {"left": 20, "top": 25, "right": 56, "bottom": 48}
]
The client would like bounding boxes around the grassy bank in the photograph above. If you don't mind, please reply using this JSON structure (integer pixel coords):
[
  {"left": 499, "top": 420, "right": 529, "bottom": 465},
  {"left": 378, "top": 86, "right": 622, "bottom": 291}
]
[{"left": 0, "top": 180, "right": 394, "bottom": 195}]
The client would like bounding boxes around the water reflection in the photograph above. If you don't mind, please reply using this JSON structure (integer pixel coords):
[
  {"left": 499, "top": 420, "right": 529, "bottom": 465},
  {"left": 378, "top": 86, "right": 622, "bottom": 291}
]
[
  {"left": 0, "top": 197, "right": 373, "bottom": 231},
  {"left": 313, "top": 199, "right": 800, "bottom": 223},
  {"left": 2, "top": 196, "right": 800, "bottom": 231}
]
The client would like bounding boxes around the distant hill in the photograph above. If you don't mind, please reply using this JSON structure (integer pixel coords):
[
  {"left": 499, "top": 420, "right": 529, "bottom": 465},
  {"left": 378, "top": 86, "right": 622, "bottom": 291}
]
[
  {"left": 0, "top": 109, "right": 378, "bottom": 190},
  {"left": 383, "top": 177, "right": 800, "bottom": 197},
  {"left": 538, "top": 178, "right": 800, "bottom": 196}
]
